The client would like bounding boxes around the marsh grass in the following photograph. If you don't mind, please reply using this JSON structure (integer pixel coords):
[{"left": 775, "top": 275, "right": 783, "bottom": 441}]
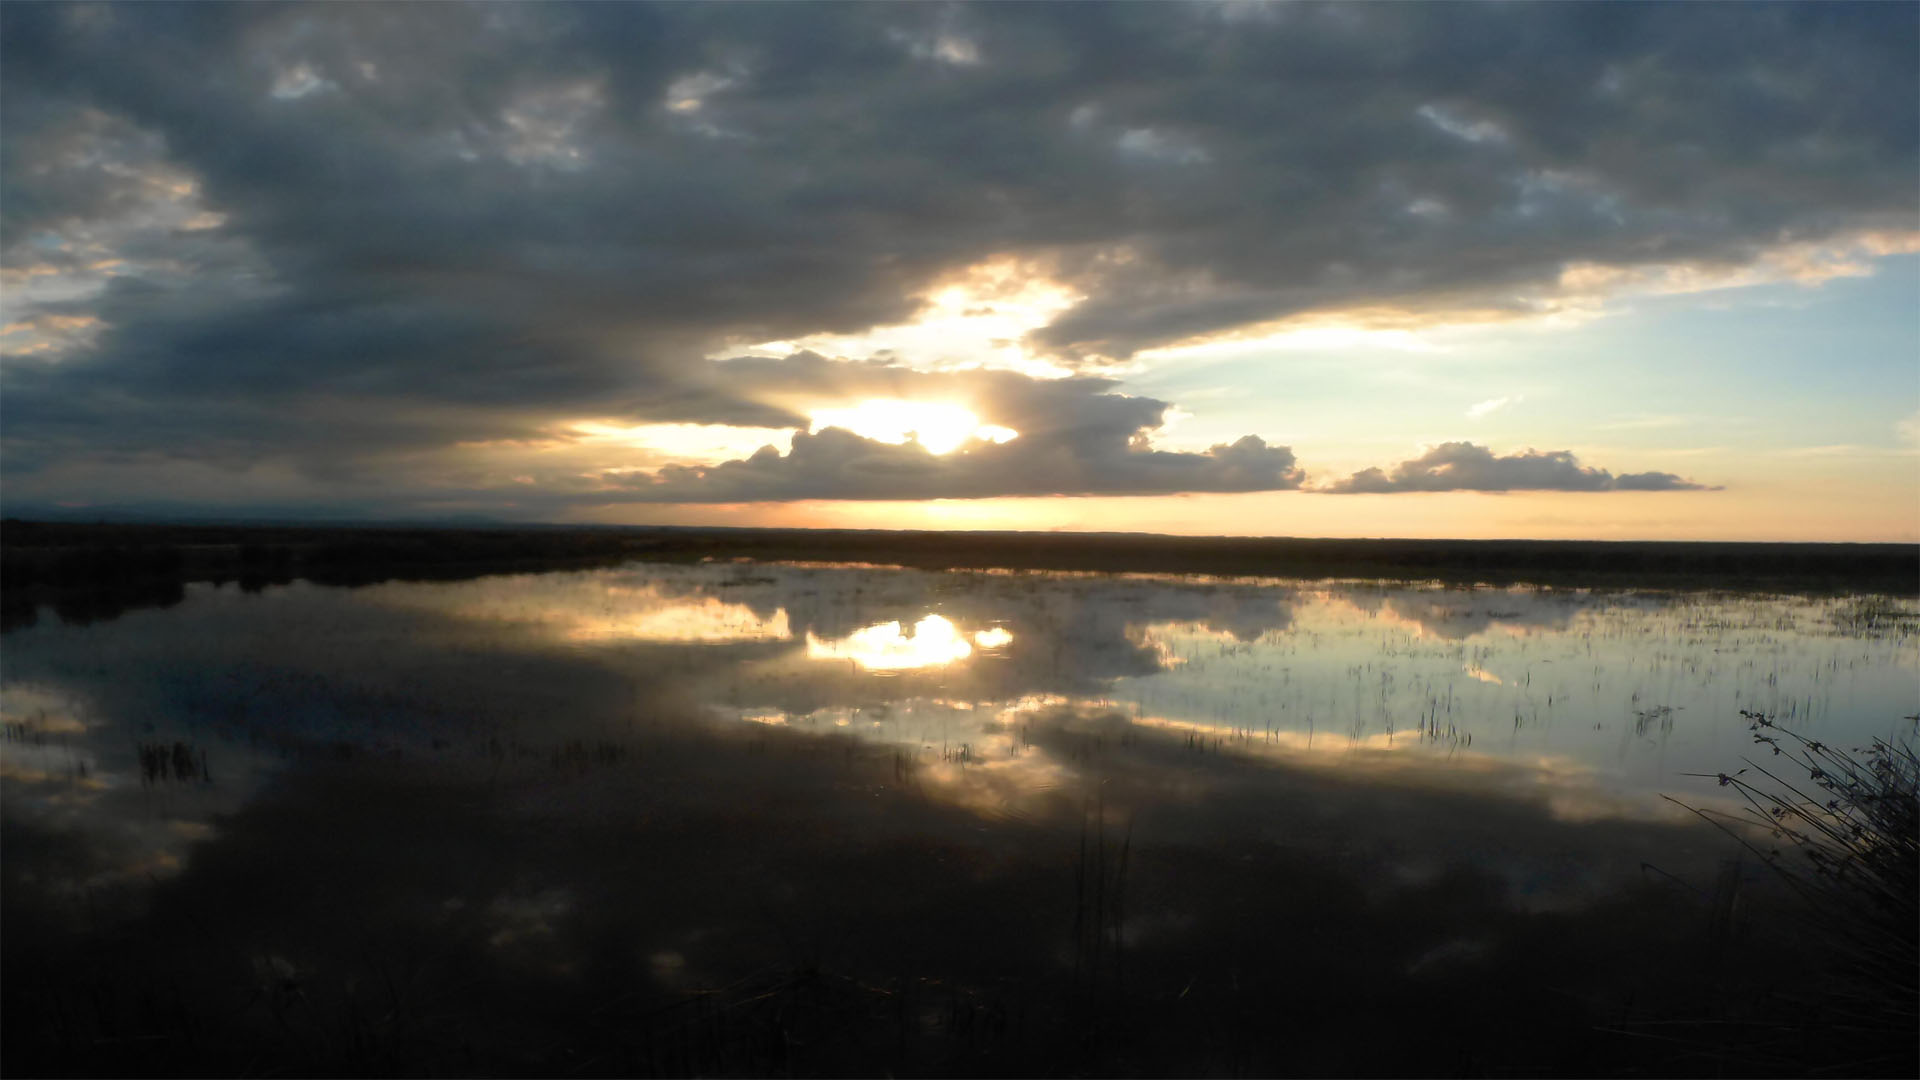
[
  {"left": 136, "top": 740, "right": 210, "bottom": 786},
  {"left": 1668, "top": 711, "right": 1918, "bottom": 1075},
  {"left": 1070, "top": 790, "right": 1131, "bottom": 1000}
]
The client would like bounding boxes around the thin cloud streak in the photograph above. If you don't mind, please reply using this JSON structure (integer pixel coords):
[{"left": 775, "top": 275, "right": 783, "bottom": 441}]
[{"left": 1467, "top": 395, "right": 1523, "bottom": 420}]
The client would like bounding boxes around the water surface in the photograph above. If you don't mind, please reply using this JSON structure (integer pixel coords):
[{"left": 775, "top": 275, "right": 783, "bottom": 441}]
[{"left": 4, "top": 561, "right": 1914, "bottom": 1075}]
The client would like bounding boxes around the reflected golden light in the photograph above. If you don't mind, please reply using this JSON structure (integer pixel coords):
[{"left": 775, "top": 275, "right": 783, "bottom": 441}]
[
  {"left": 911, "top": 754, "right": 1074, "bottom": 820},
  {"left": 1114, "top": 710, "right": 1706, "bottom": 825},
  {"left": 973, "top": 627, "right": 1013, "bottom": 649},
  {"left": 396, "top": 582, "right": 794, "bottom": 644},
  {"left": 0, "top": 758, "right": 108, "bottom": 790},
  {"left": 809, "top": 400, "right": 1018, "bottom": 455},
  {"left": 562, "top": 596, "right": 792, "bottom": 643},
  {"left": 0, "top": 685, "right": 90, "bottom": 734},
  {"left": 806, "top": 614, "right": 975, "bottom": 670}
]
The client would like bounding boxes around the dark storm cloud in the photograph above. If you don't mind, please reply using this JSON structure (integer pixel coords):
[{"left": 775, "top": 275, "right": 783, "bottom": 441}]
[
  {"left": 1, "top": 2, "right": 1909, "bottom": 507},
  {"left": 1323, "top": 442, "right": 1715, "bottom": 494}
]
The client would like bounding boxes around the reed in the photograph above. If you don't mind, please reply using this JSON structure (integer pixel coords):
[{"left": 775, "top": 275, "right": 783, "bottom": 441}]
[{"left": 1671, "top": 711, "right": 1918, "bottom": 1073}]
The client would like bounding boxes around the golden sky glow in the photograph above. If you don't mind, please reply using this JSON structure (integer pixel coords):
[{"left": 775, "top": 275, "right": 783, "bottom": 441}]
[
  {"left": 576, "top": 476, "right": 1920, "bottom": 543},
  {"left": 568, "top": 421, "right": 793, "bottom": 463},
  {"left": 728, "top": 256, "right": 1083, "bottom": 378},
  {"left": 809, "top": 400, "right": 1018, "bottom": 455}
]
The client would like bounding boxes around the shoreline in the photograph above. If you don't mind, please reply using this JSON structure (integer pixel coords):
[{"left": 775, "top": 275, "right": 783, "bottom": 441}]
[{"left": 4, "top": 519, "right": 1914, "bottom": 599}]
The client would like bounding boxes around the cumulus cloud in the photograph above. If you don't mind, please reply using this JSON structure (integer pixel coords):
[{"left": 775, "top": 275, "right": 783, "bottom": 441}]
[
  {"left": 1322, "top": 442, "right": 1715, "bottom": 494},
  {"left": 0, "top": 3, "right": 1907, "bottom": 513},
  {"left": 626, "top": 428, "right": 1301, "bottom": 503},
  {"left": 612, "top": 360, "right": 1305, "bottom": 502}
]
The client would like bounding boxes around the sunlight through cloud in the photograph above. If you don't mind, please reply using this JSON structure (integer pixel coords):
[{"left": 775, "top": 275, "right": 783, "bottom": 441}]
[
  {"left": 724, "top": 257, "right": 1083, "bottom": 377},
  {"left": 569, "top": 421, "right": 794, "bottom": 463},
  {"left": 809, "top": 400, "right": 1018, "bottom": 455}
]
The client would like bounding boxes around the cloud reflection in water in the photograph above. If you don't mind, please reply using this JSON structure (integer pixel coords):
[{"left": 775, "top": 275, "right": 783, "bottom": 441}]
[{"left": 3, "top": 561, "right": 1913, "bottom": 1075}]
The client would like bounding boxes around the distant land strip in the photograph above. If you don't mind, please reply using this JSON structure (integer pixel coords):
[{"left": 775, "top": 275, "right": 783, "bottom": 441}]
[{"left": 3, "top": 520, "right": 1915, "bottom": 598}]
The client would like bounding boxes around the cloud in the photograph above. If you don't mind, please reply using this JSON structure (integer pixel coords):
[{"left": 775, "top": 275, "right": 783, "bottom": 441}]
[
  {"left": 627, "top": 428, "right": 1301, "bottom": 503},
  {"left": 1897, "top": 410, "right": 1920, "bottom": 448},
  {"left": 1, "top": 353, "right": 1305, "bottom": 511},
  {"left": 1466, "top": 395, "right": 1522, "bottom": 420},
  {"left": 0, "top": 3, "right": 1909, "bottom": 513},
  {"left": 609, "top": 361, "right": 1305, "bottom": 502},
  {"left": 1322, "top": 442, "right": 1716, "bottom": 494}
]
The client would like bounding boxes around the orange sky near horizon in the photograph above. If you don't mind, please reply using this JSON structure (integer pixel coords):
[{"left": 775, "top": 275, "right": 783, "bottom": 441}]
[{"left": 572, "top": 480, "right": 1920, "bottom": 544}]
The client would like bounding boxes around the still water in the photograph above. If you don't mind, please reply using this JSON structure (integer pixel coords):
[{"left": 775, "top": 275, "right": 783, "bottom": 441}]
[{"left": 4, "top": 561, "right": 1915, "bottom": 1075}]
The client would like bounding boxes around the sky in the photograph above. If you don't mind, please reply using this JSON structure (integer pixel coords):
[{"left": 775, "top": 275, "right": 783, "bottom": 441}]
[{"left": 2, "top": 2, "right": 1916, "bottom": 541}]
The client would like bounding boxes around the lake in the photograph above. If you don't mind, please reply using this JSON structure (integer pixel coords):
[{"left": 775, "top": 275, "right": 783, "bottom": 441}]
[{"left": 4, "top": 559, "right": 1915, "bottom": 1076}]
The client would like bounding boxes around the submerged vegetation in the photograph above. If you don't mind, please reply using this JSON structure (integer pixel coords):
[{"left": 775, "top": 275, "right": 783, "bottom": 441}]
[{"left": 136, "top": 739, "right": 211, "bottom": 786}]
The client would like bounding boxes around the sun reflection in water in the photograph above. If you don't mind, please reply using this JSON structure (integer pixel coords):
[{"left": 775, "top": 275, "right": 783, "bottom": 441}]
[
  {"left": 972, "top": 627, "right": 1013, "bottom": 649},
  {"left": 806, "top": 614, "right": 975, "bottom": 670}
]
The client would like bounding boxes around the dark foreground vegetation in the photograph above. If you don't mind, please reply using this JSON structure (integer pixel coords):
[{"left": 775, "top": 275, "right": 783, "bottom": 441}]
[{"left": 1671, "top": 714, "right": 1919, "bottom": 1076}]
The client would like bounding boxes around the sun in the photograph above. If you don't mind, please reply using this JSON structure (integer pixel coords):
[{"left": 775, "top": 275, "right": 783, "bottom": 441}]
[{"left": 809, "top": 399, "right": 1018, "bottom": 455}]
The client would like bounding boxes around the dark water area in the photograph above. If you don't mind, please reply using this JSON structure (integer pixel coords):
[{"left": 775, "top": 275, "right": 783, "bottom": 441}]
[{"left": 3, "top": 558, "right": 1915, "bottom": 1076}]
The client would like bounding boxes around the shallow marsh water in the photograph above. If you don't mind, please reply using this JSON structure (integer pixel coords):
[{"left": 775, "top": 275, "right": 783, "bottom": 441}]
[{"left": 3, "top": 561, "right": 1915, "bottom": 1076}]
